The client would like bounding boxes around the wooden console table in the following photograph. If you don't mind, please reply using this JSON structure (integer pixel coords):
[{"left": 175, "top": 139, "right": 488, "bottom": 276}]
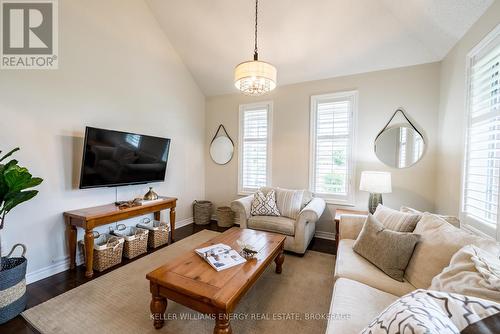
[{"left": 64, "top": 197, "right": 177, "bottom": 278}]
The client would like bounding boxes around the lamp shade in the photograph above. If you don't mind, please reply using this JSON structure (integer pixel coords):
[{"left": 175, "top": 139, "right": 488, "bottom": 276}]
[
  {"left": 359, "top": 171, "right": 392, "bottom": 194},
  {"left": 234, "top": 60, "right": 277, "bottom": 96}
]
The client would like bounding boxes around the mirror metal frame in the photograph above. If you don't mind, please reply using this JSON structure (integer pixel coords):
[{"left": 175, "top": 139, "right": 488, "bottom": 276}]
[
  {"left": 374, "top": 108, "right": 426, "bottom": 168},
  {"left": 210, "top": 124, "right": 234, "bottom": 165}
]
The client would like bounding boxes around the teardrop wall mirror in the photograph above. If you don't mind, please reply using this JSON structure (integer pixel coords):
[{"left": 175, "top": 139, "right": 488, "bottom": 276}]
[
  {"left": 374, "top": 108, "right": 426, "bottom": 169},
  {"left": 210, "top": 124, "right": 234, "bottom": 165}
]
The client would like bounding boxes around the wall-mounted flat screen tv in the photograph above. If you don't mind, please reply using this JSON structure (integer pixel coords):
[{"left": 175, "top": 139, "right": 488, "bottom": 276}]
[{"left": 79, "top": 127, "right": 171, "bottom": 189}]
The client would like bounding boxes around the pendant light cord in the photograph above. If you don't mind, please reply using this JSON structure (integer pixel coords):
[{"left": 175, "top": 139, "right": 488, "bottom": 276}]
[{"left": 254, "top": 0, "right": 259, "bottom": 60}]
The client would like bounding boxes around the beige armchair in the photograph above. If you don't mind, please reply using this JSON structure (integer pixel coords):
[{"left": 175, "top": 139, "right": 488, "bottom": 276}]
[{"left": 231, "top": 192, "right": 326, "bottom": 254}]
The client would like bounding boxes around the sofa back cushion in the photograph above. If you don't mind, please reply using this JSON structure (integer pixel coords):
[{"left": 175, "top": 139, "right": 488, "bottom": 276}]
[
  {"left": 400, "top": 206, "right": 460, "bottom": 228},
  {"left": 373, "top": 204, "right": 421, "bottom": 232},
  {"left": 404, "top": 213, "right": 497, "bottom": 289}
]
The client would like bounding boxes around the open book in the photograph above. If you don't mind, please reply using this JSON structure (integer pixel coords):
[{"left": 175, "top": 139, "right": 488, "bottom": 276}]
[{"left": 195, "top": 243, "right": 246, "bottom": 271}]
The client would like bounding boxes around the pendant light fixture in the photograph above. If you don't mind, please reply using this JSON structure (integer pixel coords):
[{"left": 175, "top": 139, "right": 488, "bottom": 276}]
[{"left": 234, "top": 0, "right": 277, "bottom": 96}]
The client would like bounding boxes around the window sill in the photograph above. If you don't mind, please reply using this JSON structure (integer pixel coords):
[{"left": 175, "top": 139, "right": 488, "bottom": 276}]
[
  {"left": 323, "top": 200, "right": 355, "bottom": 207},
  {"left": 238, "top": 191, "right": 255, "bottom": 197}
]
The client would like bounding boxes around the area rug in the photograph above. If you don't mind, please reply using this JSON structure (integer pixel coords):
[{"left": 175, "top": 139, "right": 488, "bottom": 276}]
[{"left": 23, "top": 230, "right": 336, "bottom": 333}]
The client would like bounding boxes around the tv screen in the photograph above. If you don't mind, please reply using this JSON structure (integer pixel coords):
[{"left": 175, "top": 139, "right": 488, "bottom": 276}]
[{"left": 79, "top": 127, "right": 171, "bottom": 189}]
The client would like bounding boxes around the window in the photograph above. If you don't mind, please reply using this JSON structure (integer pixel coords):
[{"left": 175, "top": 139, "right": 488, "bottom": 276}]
[
  {"left": 238, "top": 102, "right": 272, "bottom": 194},
  {"left": 398, "top": 127, "right": 408, "bottom": 168},
  {"left": 310, "top": 91, "right": 357, "bottom": 205},
  {"left": 462, "top": 25, "right": 500, "bottom": 239}
]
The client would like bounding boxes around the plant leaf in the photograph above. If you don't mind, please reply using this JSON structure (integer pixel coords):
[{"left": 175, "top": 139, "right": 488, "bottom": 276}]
[
  {"left": 3, "top": 190, "right": 39, "bottom": 213},
  {"left": 0, "top": 148, "right": 19, "bottom": 162},
  {"left": 4, "top": 165, "right": 37, "bottom": 193}
]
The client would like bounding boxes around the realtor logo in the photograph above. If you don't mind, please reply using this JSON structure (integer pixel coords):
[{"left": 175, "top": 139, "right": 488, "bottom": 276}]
[{"left": 1, "top": 0, "right": 58, "bottom": 69}]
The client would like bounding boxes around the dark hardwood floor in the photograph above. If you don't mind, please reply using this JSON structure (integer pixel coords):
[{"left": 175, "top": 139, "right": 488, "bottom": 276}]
[{"left": 0, "top": 223, "right": 335, "bottom": 334}]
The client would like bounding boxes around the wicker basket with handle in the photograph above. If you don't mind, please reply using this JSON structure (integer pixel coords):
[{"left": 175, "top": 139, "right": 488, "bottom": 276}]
[
  {"left": 0, "top": 244, "right": 27, "bottom": 324},
  {"left": 193, "top": 200, "right": 212, "bottom": 225},
  {"left": 111, "top": 224, "right": 149, "bottom": 259},
  {"left": 137, "top": 218, "right": 169, "bottom": 248},
  {"left": 216, "top": 206, "right": 235, "bottom": 227},
  {"left": 79, "top": 232, "right": 124, "bottom": 272}
]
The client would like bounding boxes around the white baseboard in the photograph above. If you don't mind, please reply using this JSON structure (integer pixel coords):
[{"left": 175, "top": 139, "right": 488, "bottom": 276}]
[
  {"left": 314, "top": 231, "right": 335, "bottom": 240},
  {"left": 26, "top": 217, "right": 194, "bottom": 285},
  {"left": 175, "top": 217, "right": 193, "bottom": 229},
  {"left": 26, "top": 257, "right": 72, "bottom": 284}
]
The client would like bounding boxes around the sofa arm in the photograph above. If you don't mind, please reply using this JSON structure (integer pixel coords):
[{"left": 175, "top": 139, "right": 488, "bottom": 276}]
[
  {"left": 338, "top": 214, "right": 367, "bottom": 240},
  {"left": 297, "top": 197, "right": 326, "bottom": 225},
  {"left": 230, "top": 195, "right": 254, "bottom": 229}
]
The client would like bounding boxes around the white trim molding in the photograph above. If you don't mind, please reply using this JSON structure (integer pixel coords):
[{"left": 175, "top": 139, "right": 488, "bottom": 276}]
[{"left": 314, "top": 230, "right": 335, "bottom": 240}]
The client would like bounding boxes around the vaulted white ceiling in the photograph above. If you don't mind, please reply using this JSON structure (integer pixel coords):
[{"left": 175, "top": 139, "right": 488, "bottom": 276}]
[{"left": 147, "top": 0, "right": 494, "bottom": 96}]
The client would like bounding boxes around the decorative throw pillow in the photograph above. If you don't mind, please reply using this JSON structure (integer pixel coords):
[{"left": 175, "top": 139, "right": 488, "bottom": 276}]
[
  {"left": 361, "top": 289, "right": 500, "bottom": 334},
  {"left": 430, "top": 244, "right": 500, "bottom": 303},
  {"left": 353, "top": 214, "right": 421, "bottom": 281},
  {"left": 250, "top": 190, "right": 280, "bottom": 216},
  {"left": 400, "top": 206, "right": 461, "bottom": 228},
  {"left": 275, "top": 187, "right": 304, "bottom": 219},
  {"left": 373, "top": 204, "right": 421, "bottom": 232}
]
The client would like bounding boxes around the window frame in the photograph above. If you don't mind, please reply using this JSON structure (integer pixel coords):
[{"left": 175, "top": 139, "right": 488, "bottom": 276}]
[
  {"left": 461, "top": 24, "right": 500, "bottom": 240},
  {"left": 238, "top": 101, "right": 273, "bottom": 195},
  {"left": 309, "top": 91, "right": 358, "bottom": 206}
]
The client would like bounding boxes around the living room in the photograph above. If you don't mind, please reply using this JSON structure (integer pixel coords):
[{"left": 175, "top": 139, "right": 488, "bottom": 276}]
[{"left": 1, "top": 0, "right": 500, "bottom": 333}]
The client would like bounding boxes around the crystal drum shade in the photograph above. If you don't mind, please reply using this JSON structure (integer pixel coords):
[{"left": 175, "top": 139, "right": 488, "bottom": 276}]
[{"left": 234, "top": 60, "right": 277, "bottom": 96}]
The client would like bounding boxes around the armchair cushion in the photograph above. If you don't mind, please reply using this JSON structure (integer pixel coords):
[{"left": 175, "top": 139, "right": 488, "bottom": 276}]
[
  {"left": 247, "top": 216, "right": 295, "bottom": 236},
  {"left": 275, "top": 188, "right": 304, "bottom": 219}
]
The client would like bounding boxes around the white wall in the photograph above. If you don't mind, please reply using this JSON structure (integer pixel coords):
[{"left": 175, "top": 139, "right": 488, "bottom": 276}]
[
  {"left": 0, "top": 0, "right": 205, "bottom": 282},
  {"left": 205, "top": 63, "right": 441, "bottom": 235},
  {"left": 436, "top": 0, "right": 500, "bottom": 216}
]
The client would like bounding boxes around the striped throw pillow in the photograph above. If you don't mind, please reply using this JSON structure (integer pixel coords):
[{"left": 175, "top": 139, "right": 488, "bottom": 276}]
[
  {"left": 373, "top": 204, "right": 421, "bottom": 232},
  {"left": 275, "top": 188, "right": 304, "bottom": 219}
]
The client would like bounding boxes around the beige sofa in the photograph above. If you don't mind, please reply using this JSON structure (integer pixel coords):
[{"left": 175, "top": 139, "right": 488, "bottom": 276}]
[
  {"left": 231, "top": 188, "right": 326, "bottom": 254},
  {"left": 326, "top": 212, "right": 498, "bottom": 333}
]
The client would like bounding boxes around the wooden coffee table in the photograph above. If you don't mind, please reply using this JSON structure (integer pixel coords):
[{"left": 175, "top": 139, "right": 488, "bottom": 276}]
[{"left": 146, "top": 227, "right": 286, "bottom": 333}]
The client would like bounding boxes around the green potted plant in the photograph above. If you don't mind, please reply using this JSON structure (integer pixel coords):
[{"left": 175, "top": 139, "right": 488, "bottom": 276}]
[{"left": 0, "top": 147, "right": 43, "bottom": 324}]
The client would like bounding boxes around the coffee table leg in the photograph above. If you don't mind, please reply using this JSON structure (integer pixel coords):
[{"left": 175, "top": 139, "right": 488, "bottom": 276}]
[
  {"left": 214, "top": 313, "right": 232, "bottom": 334},
  {"left": 274, "top": 245, "right": 285, "bottom": 274},
  {"left": 150, "top": 284, "right": 167, "bottom": 329}
]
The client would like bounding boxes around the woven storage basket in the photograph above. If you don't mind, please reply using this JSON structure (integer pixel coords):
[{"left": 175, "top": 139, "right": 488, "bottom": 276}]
[
  {"left": 0, "top": 244, "right": 27, "bottom": 324},
  {"left": 193, "top": 200, "right": 212, "bottom": 225},
  {"left": 80, "top": 233, "right": 124, "bottom": 272},
  {"left": 112, "top": 225, "right": 149, "bottom": 259},
  {"left": 137, "top": 218, "right": 169, "bottom": 248},
  {"left": 216, "top": 206, "right": 235, "bottom": 227}
]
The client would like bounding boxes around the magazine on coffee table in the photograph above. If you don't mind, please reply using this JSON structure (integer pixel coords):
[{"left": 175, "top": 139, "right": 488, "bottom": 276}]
[{"left": 195, "top": 243, "right": 246, "bottom": 271}]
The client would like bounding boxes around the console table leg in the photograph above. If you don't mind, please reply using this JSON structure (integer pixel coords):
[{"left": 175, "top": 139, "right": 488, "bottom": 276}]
[
  {"left": 150, "top": 285, "right": 167, "bottom": 329},
  {"left": 84, "top": 229, "right": 94, "bottom": 278},
  {"left": 214, "top": 313, "right": 232, "bottom": 334},
  {"left": 170, "top": 207, "right": 176, "bottom": 242},
  {"left": 274, "top": 245, "right": 285, "bottom": 274},
  {"left": 66, "top": 217, "right": 77, "bottom": 270}
]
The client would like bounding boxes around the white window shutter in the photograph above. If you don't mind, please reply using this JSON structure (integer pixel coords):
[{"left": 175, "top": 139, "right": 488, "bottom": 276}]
[
  {"left": 463, "top": 27, "right": 500, "bottom": 238},
  {"left": 239, "top": 103, "right": 272, "bottom": 193},
  {"left": 310, "top": 91, "right": 357, "bottom": 204}
]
